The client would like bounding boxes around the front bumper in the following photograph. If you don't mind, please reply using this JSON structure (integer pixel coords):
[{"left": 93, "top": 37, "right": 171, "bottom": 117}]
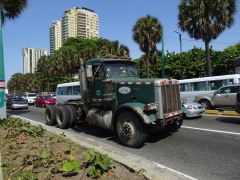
[
  {"left": 185, "top": 109, "right": 205, "bottom": 117},
  {"left": 11, "top": 104, "right": 28, "bottom": 109}
]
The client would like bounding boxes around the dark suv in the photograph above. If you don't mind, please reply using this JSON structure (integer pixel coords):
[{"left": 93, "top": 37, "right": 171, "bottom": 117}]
[{"left": 194, "top": 84, "right": 240, "bottom": 109}]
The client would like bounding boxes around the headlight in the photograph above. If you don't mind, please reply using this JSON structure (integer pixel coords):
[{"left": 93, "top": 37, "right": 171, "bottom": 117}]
[
  {"left": 187, "top": 105, "right": 197, "bottom": 110},
  {"left": 144, "top": 103, "right": 158, "bottom": 111}
]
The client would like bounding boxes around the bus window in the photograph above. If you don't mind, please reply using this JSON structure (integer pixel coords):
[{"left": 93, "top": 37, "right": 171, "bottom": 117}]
[
  {"left": 207, "top": 80, "right": 227, "bottom": 90},
  {"left": 58, "top": 87, "right": 66, "bottom": 95},
  {"left": 189, "top": 81, "right": 206, "bottom": 91},
  {"left": 66, "top": 86, "right": 73, "bottom": 95},
  {"left": 180, "top": 83, "right": 189, "bottom": 92},
  {"left": 73, "top": 86, "right": 80, "bottom": 95}
]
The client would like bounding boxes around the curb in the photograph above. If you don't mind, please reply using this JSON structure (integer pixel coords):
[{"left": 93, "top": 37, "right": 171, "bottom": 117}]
[{"left": 204, "top": 110, "right": 240, "bottom": 116}]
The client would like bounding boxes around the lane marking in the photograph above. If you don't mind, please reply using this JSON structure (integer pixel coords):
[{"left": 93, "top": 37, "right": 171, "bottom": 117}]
[
  {"left": 182, "top": 126, "right": 240, "bottom": 136},
  {"left": 153, "top": 162, "right": 198, "bottom": 180}
]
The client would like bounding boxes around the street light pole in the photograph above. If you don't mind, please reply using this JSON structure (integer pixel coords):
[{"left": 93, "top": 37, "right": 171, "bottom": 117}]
[
  {"left": 174, "top": 31, "right": 182, "bottom": 54},
  {"left": 174, "top": 31, "right": 182, "bottom": 79},
  {"left": 152, "top": 27, "right": 165, "bottom": 78}
]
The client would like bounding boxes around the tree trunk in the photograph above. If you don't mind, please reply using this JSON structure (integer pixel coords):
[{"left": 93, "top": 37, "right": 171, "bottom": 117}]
[
  {"left": 205, "top": 40, "right": 212, "bottom": 76},
  {"left": 146, "top": 52, "right": 149, "bottom": 78}
]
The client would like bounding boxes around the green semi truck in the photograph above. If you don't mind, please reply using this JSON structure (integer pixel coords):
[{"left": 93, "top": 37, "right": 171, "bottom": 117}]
[{"left": 45, "top": 55, "right": 183, "bottom": 148}]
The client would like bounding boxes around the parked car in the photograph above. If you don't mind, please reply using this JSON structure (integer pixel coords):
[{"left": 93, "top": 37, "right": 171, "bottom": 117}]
[
  {"left": 6, "top": 97, "right": 28, "bottom": 110},
  {"left": 23, "top": 93, "right": 37, "bottom": 104},
  {"left": 182, "top": 101, "right": 205, "bottom": 118},
  {"left": 35, "top": 95, "right": 56, "bottom": 108},
  {"left": 193, "top": 84, "right": 240, "bottom": 109}
]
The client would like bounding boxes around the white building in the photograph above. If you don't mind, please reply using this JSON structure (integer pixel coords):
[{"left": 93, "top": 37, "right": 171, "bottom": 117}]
[
  {"left": 50, "top": 7, "right": 99, "bottom": 54},
  {"left": 22, "top": 48, "right": 47, "bottom": 74},
  {"left": 50, "top": 20, "right": 62, "bottom": 55}
]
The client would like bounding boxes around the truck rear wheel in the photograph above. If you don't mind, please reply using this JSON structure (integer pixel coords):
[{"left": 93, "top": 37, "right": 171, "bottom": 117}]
[
  {"left": 66, "top": 105, "right": 77, "bottom": 127},
  {"left": 45, "top": 105, "right": 57, "bottom": 126},
  {"left": 56, "top": 105, "right": 70, "bottom": 129},
  {"left": 116, "top": 111, "right": 147, "bottom": 148}
]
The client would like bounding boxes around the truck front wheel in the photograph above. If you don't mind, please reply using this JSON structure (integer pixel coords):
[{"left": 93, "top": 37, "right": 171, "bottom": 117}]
[
  {"left": 116, "top": 111, "right": 147, "bottom": 148},
  {"left": 56, "top": 106, "right": 70, "bottom": 129}
]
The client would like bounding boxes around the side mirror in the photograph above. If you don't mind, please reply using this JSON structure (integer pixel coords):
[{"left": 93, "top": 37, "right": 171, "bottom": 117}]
[{"left": 86, "top": 65, "right": 93, "bottom": 77}]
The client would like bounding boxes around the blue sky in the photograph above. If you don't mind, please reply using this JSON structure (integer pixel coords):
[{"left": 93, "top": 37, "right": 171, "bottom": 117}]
[{"left": 3, "top": 0, "right": 240, "bottom": 84}]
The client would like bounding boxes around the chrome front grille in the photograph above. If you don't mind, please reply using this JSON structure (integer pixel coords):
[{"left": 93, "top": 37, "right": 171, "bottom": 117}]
[{"left": 161, "top": 84, "right": 181, "bottom": 114}]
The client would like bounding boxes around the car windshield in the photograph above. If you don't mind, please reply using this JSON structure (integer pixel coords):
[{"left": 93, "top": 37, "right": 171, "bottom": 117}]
[
  {"left": 28, "top": 94, "right": 37, "bottom": 97},
  {"left": 11, "top": 98, "right": 25, "bottom": 102},
  {"left": 43, "top": 96, "right": 53, "bottom": 100},
  {"left": 105, "top": 61, "right": 138, "bottom": 78}
]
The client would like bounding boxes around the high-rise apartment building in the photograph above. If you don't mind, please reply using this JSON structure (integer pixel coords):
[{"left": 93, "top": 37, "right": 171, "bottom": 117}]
[
  {"left": 49, "top": 7, "right": 99, "bottom": 54},
  {"left": 62, "top": 7, "right": 99, "bottom": 42},
  {"left": 50, "top": 20, "right": 62, "bottom": 54},
  {"left": 22, "top": 48, "right": 47, "bottom": 74}
]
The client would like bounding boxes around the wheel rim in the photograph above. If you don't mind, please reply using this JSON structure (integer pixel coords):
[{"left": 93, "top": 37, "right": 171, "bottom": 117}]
[
  {"left": 200, "top": 101, "right": 209, "bottom": 109},
  {"left": 121, "top": 120, "right": 135, "bottom": 139}
]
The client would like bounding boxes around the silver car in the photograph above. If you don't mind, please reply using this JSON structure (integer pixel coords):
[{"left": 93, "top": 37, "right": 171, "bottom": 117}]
[
  {"left": 194, "top": 84, "right": 240, "bottom": 109},
  {"left": 182, "top": 101, "right": 205, "bottom": 118}
]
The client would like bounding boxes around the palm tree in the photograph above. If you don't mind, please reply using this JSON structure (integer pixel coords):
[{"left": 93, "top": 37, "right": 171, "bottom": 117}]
[
  {"left": 178, "top": 0, "right": 237, "bottom": 76},
  {"left": 60, "top": 46, "right": 78, "bottom": 82},
  {"left": 37, "top": 55, "right": 51, "bottom": 92},
  {"left": 49, "top": 50, "right": 66, "bottom": 85},
  {"left": 132, "top": 14, "right": 163, "bottom": 78},
  {"left": 0, "top": 0, "right": 28, "bottom": 26}
]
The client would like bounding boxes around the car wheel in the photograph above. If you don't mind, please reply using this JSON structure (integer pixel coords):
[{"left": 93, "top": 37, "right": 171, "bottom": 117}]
[
  {"left": 66, "top": 105, "right": 77, "bottom": 127},
  {"left": 45, "top": 105, "right": 57, "bottom": 126},
  {"left": 26, "top": 106, "right": 28, "bottom": 109},
  {"left": 56, "top": 106, "right": 70, "bottom": 129},
  {"left": 42, "top": 103, "right": 45, "bottom": 108},
  {"left": 116, "top": 111, "right": 147, "bottom": 148},
  {"left": 199, "top": 100, "right": 211, "bottom": 109}
]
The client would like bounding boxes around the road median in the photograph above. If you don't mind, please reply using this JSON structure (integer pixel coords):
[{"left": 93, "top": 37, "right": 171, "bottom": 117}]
[{"left": 204, "top": 109, "right": 240, "bottom": 116}]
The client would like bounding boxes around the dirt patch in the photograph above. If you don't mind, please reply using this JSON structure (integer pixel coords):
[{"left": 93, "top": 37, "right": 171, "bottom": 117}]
[{"left": 0, "top": 117, "right": 148, "bottom": 180}]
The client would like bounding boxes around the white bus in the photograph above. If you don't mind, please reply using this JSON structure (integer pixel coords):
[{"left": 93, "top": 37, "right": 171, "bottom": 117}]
[
  {"left": 56, "top": 82, "right": 81, "bottom": 104},
  {"left": 179, "top": 74, "right": 240, "bottom": 102}
]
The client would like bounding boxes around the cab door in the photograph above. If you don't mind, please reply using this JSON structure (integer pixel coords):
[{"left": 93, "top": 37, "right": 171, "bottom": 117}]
[{"left": 89, "top": 65, "right": 104, "bottom": 102}]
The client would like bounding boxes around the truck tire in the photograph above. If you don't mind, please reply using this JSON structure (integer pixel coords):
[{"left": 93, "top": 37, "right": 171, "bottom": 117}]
[
  {"left": 45, "top": 105, "right": 57, "bottom": 126},
  {"left": 56, "top": 105, "right": 70, "bottom": 129},
  {"left": 66, "top": 105, "right": 77, "bottom": 127},
  {"left": 164, "top": 117, "right": 183, "bottom": 132},
  {"left": 116, "top": 111, "right": 147, "bottom": 148}
]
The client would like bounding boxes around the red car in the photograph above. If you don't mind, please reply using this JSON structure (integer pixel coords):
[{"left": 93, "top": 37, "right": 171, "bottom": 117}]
[{"left": 35, "top": 95, "right": 56, "bottom": 108}]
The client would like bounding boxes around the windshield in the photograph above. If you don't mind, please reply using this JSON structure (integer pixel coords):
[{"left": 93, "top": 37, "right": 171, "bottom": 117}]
[
  {"left": 43, "top": 96, "right": 53, "bottom": 100},
  {"left": 11, "top": 98, "right": 25, "bottom": 102},
  {"left": 28, "top": 94, "right": 37, "bottom": 97},
  {"left": 105, "top": 61, "right": 138, "bottom": 78}
]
